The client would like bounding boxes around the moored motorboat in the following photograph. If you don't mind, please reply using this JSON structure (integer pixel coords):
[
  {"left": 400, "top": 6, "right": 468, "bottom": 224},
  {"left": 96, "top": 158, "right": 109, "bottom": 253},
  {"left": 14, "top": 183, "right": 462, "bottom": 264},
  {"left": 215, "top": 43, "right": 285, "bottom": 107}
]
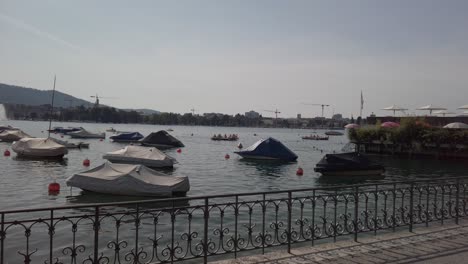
[
  {"left": 314, "top": 152, "right": 384, "bottom": 176},
  {"left": 50, "top": 138, "right": 89, "bottom": 149},
  {"left": 103, "top": 145, "right": 176, "bottom": 168},
  {"left": 234, "top": 137, "right": 298, "bottom": 161},
  {"left": 140, "top": 131, "right": 184, "bottom": 149},
  {"left": 211, "top": 134, "right": 239, "bottom": 141},
  {"left": 302, "top": 135, "right": 329, "bottom": 140},
  {"left": 0, "top": 129, "right": 31, "bottom": 142},
  {"left": 110, "top": 132, "right": 144, "bottom": 143},
  {"left": 68, "top": 129, "right": 105, "bottom": 139},
  {"left": 12, "top": 138, "right": 68, "bottom": 159},
  {"left": 325, "top": 131, "right": 344, "bottom": 136},
  {"left": 48, "top": 127, "right": 82, "bottom": 134},
  {"left": 66, "top": 162, "right": 190, "bottom": 197}
]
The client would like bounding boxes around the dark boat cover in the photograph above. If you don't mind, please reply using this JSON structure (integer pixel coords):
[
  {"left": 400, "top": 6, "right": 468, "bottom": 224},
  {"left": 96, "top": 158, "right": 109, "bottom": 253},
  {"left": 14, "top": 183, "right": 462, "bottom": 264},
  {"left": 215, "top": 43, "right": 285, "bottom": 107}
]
[
  {"left": 314, "top": 152, "right": 383, "bottom": 172},
  {"left": 110, "top": 132, "right": 144, "bottom": 142},
  {"left": 140, "top": 131, "right": 184, "bottom": 148},
  {"left": 234, "top": 137, "right": 298, "bottom": 161}
]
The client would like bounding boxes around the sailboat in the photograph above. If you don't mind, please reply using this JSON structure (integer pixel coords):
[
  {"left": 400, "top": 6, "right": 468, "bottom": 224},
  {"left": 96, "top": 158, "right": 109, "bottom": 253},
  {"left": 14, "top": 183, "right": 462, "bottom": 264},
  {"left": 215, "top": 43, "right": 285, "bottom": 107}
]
[{"left": 12, "top": 76, "right": 68, "bottom": 159}]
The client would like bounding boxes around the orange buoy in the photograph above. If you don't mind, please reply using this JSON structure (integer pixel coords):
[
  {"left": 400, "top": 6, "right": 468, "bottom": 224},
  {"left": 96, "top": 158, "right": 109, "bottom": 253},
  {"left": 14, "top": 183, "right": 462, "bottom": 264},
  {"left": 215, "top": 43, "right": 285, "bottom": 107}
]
[
  {"left": 296, "top": 167, "right": 304, "bottom": 176},
  {"left": 225, "top": 154, "right": 230, "bottom": 159},
  {"left": 4, "top": 149, "right": 10, "bottom": 156},
  {"left": 48, "top": 182, "right": 60, "bottom": 194},
  {"left": 83, "top": 158, "right": 90, "bottom": 166},
  {"left": 177, "top": 149, "right": 182, "bottom": 153}
]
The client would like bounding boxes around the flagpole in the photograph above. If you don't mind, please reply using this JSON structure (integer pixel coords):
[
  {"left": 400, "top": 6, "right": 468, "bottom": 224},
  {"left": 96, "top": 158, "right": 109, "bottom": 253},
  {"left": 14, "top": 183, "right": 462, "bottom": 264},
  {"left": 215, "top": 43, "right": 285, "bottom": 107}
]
[{"left": 360, "top": 90, "right": 363, "bottom": 119}]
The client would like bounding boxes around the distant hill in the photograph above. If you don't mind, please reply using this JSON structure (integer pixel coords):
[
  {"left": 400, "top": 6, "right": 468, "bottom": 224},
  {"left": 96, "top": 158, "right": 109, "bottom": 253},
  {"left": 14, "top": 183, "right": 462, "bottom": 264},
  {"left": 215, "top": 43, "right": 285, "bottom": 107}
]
[{"left": 0, "top": 83, "right": 94, "bottom": 108}]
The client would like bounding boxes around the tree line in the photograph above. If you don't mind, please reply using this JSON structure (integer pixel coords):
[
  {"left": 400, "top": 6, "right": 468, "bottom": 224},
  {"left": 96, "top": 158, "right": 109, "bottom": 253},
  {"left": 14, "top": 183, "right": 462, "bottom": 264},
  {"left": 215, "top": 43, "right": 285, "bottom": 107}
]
[{"left": 5, "top": 103, "right": 349, "bottom": 128}]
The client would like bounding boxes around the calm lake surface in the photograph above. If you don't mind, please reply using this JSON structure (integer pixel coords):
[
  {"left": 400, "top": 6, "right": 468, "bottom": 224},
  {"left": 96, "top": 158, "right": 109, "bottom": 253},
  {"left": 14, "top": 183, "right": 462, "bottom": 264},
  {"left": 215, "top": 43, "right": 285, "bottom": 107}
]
[{"left": 1, "top": 120, "right": 467, "bottom": 211}]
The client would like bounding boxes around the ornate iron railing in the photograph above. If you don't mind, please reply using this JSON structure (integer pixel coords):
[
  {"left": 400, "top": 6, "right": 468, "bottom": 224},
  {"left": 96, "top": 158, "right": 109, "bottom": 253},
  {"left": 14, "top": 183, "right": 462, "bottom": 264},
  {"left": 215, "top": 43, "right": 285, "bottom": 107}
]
[{"left": 1, "top": 176, "right": 468, "bottom": 264}]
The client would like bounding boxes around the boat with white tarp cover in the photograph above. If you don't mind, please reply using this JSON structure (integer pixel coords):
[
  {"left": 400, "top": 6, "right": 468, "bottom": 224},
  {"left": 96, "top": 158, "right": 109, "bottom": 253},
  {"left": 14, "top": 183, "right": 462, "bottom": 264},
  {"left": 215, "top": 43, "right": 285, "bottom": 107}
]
[
  {"left": 12, "top": 138, "right": 68, "bottom": 159},
  {"left": 68, "top": 129, "right": 105, "bottom": 139},
  {"left": 103, "top": 145, "right": 176, "bottom": 168},
  {"left": 66, "top": 162, "right": 189, "bottom": 197},
  {"left": 0, "top": 130, "right": 31, "bottom": 142}
]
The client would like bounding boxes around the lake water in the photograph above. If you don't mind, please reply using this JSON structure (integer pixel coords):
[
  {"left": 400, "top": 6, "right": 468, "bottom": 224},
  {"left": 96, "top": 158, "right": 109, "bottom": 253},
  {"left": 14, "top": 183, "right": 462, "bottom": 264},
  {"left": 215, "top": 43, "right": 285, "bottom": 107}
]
[{"left": 1, "top": 120, "right": 467, "bottom": 211}]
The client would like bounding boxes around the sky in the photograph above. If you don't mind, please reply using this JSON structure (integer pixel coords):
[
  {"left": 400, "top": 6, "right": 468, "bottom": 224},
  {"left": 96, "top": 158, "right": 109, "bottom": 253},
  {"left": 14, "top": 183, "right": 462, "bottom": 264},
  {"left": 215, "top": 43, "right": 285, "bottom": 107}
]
[{"left": 1, "top": 0, "right": 468, "bottom": 118}]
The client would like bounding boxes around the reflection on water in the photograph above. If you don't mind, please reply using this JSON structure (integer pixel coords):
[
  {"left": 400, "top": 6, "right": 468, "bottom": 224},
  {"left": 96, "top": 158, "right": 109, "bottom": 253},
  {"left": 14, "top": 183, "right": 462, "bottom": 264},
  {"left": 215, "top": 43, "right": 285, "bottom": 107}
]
[
  {"left": 67, "top": 190, "right": 191, "bottom": 210},
  {"left": 316, "top": 174, "right": 386, "bottom": 186},
  {"left": 13, "top": 156, "right": 69, "bottom": 166},
  {"left": 237, "top": 159, "right": 293, "bottom": 177}
]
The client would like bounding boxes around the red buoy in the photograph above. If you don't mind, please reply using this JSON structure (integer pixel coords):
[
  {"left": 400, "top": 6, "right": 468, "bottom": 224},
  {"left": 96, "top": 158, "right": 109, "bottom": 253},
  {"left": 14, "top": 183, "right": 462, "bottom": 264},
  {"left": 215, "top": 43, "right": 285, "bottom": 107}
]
[
  {"left": 225, "top": 154, "right": 230, "bottom": 159},
  {"left": 48, "top": 182, "right": 60, "bottom": 195},
  {"left": 4, "top": 149, "right": 10, "bottom": 157},
  {"left": 60, "top": 135, "right": 64, "bottom": 138},
  {"left": 99, "top": 138, "right": 104, "bottom": 141},
  {"left": 296, "top": 167, "right": 304, "bottom": 176},
  {"left": 177, "top": 149, "right": 182, "bottom": 153},
  {"left": 83, "top": 158, "right": 90, "bottom": 166}
]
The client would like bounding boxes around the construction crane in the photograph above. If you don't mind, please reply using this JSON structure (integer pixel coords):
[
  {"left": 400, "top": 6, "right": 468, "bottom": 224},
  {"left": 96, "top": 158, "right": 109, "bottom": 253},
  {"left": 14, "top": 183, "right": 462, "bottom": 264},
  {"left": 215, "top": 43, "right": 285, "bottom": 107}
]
[
  {"left": 302, "top": 103, "right": 330, "bottom": 118},
  {"left": 90, "top": 94, "right": 117, "bottom": 108},
  {"left": 263, "top": 109, "right": 281, "bottom": 127}
]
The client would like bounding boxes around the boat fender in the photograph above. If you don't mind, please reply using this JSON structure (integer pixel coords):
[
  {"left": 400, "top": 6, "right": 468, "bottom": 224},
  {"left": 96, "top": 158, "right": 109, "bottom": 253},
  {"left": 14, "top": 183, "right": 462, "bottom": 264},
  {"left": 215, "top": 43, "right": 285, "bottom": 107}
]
[
  {"left": 48, "top": 182, "right": 60, "bottom": 195},
  {"left": 296, "top": 167, "right": 304, "bottom": 176}
]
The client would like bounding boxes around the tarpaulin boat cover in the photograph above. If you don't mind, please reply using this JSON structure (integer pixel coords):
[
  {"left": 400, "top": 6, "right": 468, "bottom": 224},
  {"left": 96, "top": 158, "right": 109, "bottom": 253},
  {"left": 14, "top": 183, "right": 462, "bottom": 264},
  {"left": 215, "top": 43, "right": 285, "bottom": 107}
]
[
  {"left": 318, "top": 152, "right": 372, "bottom": 166},
  {"left": 235, "top": 137, "right": 298, "bottom": 161},
  {"left": 66, "top": 162, "right": 190, "bottom": 196},
  {"left": 103, "top": 146, "right": 176, "bottom": 167},
  {"left": 12, "top": 138, "right": 68, "bottom": 157},
  {"left": 69, "top": 129, "right": 105, "bottom": 139},
  {"left": 0, "top": 129, "right": 31, "bottom": 142},
  {"left": 110, "top": 132, "right": 144, "bottom": 141},
  {"left": 140, "top": 131, "right": 184, "bottom": 148},
  {"left": 0, "top": 126, "right": 18, "bottom": 132}
]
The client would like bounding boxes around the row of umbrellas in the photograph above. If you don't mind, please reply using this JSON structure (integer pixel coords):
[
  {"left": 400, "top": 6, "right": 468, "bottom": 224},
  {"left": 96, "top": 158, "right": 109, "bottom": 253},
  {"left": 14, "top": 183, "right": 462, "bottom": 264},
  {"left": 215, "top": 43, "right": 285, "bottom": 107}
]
[
  {"left": 345, "top": 122, "right": 468, "bottom": 129},
  {"left": 382, "top": 104, "right": 468, "bottom": 116}
]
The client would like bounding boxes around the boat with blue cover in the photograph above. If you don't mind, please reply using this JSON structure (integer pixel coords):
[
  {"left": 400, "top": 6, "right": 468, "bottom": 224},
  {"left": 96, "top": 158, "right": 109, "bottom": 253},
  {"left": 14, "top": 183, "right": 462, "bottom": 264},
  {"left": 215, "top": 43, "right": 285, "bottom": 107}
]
[
  {"left": 234, "top": 137, "right": 298, "bottom": 161},
  {"left": 110, "top": 132, "right": 144, "bottom": 143}
]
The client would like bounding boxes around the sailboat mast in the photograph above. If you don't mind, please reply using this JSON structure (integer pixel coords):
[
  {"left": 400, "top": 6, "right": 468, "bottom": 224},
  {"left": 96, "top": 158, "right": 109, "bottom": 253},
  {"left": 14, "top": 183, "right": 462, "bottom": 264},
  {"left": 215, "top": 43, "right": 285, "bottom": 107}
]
[{"left": 47, "top": 75, "right": 56, "bottom": 138}]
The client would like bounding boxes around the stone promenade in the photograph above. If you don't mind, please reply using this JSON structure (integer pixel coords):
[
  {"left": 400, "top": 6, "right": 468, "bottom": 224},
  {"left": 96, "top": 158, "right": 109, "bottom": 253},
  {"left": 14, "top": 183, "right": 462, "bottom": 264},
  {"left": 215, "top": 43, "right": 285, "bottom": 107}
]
[{"left": 213, "top": 221, "right": 468, "bottom": 264}]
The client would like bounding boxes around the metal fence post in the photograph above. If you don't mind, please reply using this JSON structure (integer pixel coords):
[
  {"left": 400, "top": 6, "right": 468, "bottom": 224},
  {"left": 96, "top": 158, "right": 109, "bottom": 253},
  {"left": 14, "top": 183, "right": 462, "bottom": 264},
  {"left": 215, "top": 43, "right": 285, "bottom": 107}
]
[
  {"left": 204, "top": 197, "right": 209, "bottom": 264},
  {"left": 287, "top": 191, "right": 292, "bottom": 254},
  {"left": 354, "top": 186, "right": 359, "bottom": 242},
  {"left": 93, "top": 206, "right": 100, "bottom": 264},
  {"left": 456, "top": 178, "right": 460, "bottom": 225},
  {"left": 409, "top": 183, "right": 414, "bottom": 232},
  {"left": 1, "top": 213, "right": 4, "bottom": 264},
  {"left": 49, "top": 210, "right": 54, "bottom": 264}
]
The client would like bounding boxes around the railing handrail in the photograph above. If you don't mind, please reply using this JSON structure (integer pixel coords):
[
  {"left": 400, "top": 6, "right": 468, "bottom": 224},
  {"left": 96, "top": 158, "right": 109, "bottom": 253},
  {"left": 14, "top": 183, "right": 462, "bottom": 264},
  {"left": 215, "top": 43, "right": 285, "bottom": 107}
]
[{"left": 2, "top": 175, "right": 467, "bottom": 214}]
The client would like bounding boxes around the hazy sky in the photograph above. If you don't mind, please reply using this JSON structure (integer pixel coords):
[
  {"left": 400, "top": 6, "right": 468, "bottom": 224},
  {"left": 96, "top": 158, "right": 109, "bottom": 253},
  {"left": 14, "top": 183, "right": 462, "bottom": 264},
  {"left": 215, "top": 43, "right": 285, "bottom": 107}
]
[{"left": 1, "top": 0, "right": 467, "bottom": 118}]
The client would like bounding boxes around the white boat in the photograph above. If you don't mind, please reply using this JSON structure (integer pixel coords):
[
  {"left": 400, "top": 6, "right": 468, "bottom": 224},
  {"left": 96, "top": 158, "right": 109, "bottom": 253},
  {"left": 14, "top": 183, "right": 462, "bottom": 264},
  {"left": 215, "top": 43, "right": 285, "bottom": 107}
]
[
  {"left": 66, "top": 162, "right": 190, "bottom": 197},
  {"left": 0, "top": 130, "right": 31, "bottom": 142},
  {"left": 103, "top": 146, "right": 176, "bottom": 168},
  {"left": 12, "top": 138, "right": 68, "bottom": 159},
  {"left": 68, "top": 129, "right": 105, "bottom": 139}
]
